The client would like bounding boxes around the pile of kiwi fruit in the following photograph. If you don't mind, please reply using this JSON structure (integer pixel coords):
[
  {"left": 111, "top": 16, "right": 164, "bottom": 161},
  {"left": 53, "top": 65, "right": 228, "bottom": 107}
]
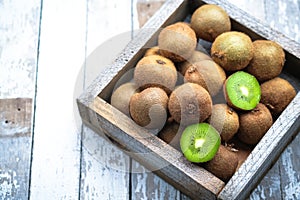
[{"left": 110, "top": 4, "right": 297, "bottom": 182}]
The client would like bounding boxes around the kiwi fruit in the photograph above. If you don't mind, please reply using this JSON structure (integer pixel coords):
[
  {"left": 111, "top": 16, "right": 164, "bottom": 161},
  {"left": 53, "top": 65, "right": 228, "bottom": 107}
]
[
  {"left": 144, "top": 46, "right": 161, "bottom": 57},
  {"left": 237, "top": 103, "right": 273, "bottom": 145},
  {"left": 191, "top": 4, "right": 231, "bottom": 42},
  {"left": 224, "top": 71, "right": 261, "bottom": 111},
  {"left": 227, "top": 138, "right": 252, "bottom": 170},
  {"left": 110, "top": 82, "right": 139, "bottom": 116},
  {"left": 180, "top": 123, "right": 221, "bottom": 163},
  {"left": 211, "top": 31, "right": 254, "bottom": 71},
  {"left": 168, "top": 82, "right": 213, "bottom": 126},
  {"left": 158, "top": 122, "right": 184, "bottom": 150},
  {"left": 260, "top": 77, "right": 296, "bottom": 116},
  {"left": 246, "top": 40, "right": 285, "bottom": 82},
  {"left": 134, "top": 54, "right": 177, "bottom": 94},
  {"left": 208, "top": 104, "right": 239, "bottom": 142},
  {"left": 129, "top": 87, "right": 168, "bottom": 130},
  {"left": 203, "top": 145, "right": 238, "bottom": 182},
  {"left": 158, "top": 22, "right": 197, "bottom": 62},
  {"left": 177, "top": 50, "right": 212, "bottom": 75},
  {"left": 184, "top": 60, "right": 226, "bottom": 96}
]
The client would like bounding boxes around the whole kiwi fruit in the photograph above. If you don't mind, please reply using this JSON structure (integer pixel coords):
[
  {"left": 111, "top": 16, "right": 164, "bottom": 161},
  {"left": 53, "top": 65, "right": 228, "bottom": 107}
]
[
  {"left": 211, "top": 31, "right": 254, "bottom": 71},
  {"left": 246, "top": 40, "right": 285, "bottom": 82},
  {"left": 168, "top": 82, "right": 212, "bottom": 126},
  {"left": 208, "top": 104, "right": 239, "bottom": 142},
  {"left": 110, "top": 82, "right": 139, "bottom": 116},
  {"left": 178, "top": 50, "right": 212, "bottom": 75},
  {"left": 237, "top": 103, "right": 273, "bottom": 145},
  {"left": 260, "top": 77, "right": 296, "bottom": 116},
  {"left": 184, "top": 60, "right": 226, "bottom": 96},
  {"left": 158, "top": 121, "right": 184, "bottom": 150},
  {"left": 227, "top": 138, "right": 252, "bottom": 170},
  {"left": 158, "top": 22, "right": 197, "bottom": 62},
  {"left": 134, "top": 54, "right": 177, "bottom": 94},
  {"left": 204, "top": 145, "right": 238, "bottom": 182},
  {"left": 191, "top": 4, "right": 231, "bottom": 42},
  {"left": 144, "top": 46, "right": 161, "bottom": 57},
  {"left": 129, "top": 87, "right": 168, "bottom": 130}
]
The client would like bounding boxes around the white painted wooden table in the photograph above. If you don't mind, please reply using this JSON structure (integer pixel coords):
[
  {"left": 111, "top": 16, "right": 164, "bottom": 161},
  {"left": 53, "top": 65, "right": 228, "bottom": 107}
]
[{"left": 0, "top": 0, "right": 299, "bottom": 199}]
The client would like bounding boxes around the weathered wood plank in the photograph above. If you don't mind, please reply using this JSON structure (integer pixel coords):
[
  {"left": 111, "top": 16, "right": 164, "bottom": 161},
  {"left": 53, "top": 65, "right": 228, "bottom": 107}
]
[
  {"left": 29, "top": 0, "right": 87, "bottom": 198},
  {"left": 0, "top": 98, "right": 32, "bottom": 199},
  {"left": 0, "top": 0, "right": 41, "bottom": 99},
  {"left": 0, "top": 0, "right": 41, "bottom": 199}
]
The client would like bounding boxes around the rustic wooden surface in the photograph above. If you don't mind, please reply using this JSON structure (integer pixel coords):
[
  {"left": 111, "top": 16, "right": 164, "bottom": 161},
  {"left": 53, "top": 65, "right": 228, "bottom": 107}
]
[{"left": 0, "top": 0, "right": 299, "bottom": 199}]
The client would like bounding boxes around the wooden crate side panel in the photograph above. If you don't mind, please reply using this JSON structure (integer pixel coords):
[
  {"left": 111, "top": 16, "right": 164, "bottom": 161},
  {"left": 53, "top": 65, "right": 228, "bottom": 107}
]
[{"left": 78, "top": 96, "right": 226, "bottom": 199}]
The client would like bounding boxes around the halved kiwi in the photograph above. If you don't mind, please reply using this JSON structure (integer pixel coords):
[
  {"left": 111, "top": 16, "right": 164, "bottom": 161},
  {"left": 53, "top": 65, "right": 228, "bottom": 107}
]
[
  {"left": 224, "top": 71, "right": 261, "bottom": 110},
  {"left": 180, "top": 123, "right": 221, "bottom": 163}
]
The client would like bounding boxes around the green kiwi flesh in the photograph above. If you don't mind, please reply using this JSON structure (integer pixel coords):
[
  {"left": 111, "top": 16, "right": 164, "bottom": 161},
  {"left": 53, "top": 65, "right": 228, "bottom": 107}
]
[
  {"left": 224, "top": 71, "right": 261, "bottom": 110},
  {"left": 246, "top": 40, "right": 285, "bottom": 82},
  {"left": 191, "top": 4, "right": 231, "bottom": 42},
  {"left": 237, "top": 103, "right": 273, "bottom": 145},
  {"left": 211, "top": 31, "right": 254, "bottom": 71},
  {"left": 180, "top": 123, "right": 221, "bottom": 163}
]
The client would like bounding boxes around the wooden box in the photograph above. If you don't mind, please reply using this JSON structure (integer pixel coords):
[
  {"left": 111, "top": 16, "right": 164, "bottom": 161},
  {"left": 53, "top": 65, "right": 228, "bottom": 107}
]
[{"left": 77, "top": 0, "right": 300, "bottom": 199}]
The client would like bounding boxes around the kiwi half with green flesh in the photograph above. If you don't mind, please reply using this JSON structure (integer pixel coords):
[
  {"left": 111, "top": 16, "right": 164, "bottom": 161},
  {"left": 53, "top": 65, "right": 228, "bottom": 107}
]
[
  {"left": 129, "top": 87, "right": 168, "bottom": 130},
  {"left": 208, "top": 104, "right": 239, "bottom": 142},
  {"left": 237, "top": 103, "right": 273, "bottom": 145},
  {"left": 203, "top": 145, "right": 238, "bottom": 182},
  {"left": 180, "top": 123, "right": 221, "bottom": 163},
  {"left": 111, "top": 82, "right": 139, "bottom": 116},
  {"left": 260, "top": 77, "right": 296, "bottom": 116},
  {"left": 158, "top": 22, "right": 197, "bottom": 62},
  {"left": 178, "top": 50, "right": 212, "bottom": 75},
  {"left": 246, "top": 40, "right": 285, "bottom": 82},
  {"left": 211, "top": 31, "right": 254, "bottom": 71},
  {"left": 168, "top": 82, "right": 212, "bottom": 126},
  {"left": 134, "top": 55, "right": 177, "bottom": 94},
  {"left": 184, "top": 60, "right": 226, "bottom": 96},
  {"left": 144, "top": 46, "right": 161, "bottom": 57},
  {"left": 191, "top": 4, "right": 231, "bottom": 42},
  {"left": 224, "top": 71, "right": 261, "bottom": 111}
]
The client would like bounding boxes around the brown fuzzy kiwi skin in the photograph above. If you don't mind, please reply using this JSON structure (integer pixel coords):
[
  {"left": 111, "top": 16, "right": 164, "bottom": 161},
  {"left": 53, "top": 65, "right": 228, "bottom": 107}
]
[
  {"left": 177, "top": 50, "right": 212, "bottom": 75},
  {"left": 260, "top": 77, "right": 296, "bottom": 117},
  {"left": 168, "top": 82, "right": 212, "bottom": 126},
  {"left": 157, "top": 122, "right": 185, "bottom": 151},
  {"left": 144, "top": 46, "right": 161, "bottom": 57},
  {"left": 203, "top": 145, "right": 238, "bottom": 182},
  {"left": 211, "top": 31, "right": 254, "bottom": 71},
  {"left": 158, "top": 22, "right": 197, "bottom": 62},
  {"left": 134, "top": 55, "right": 177, "bottom": 94},
  {"left": 184, "top": 60, "right": 227, "bottom": 96},
  {"left": 129, "top": 87, "right": 168, "bottom": 129},
  {"left": 191, "top": 4, "right": 231, "bottom": 42},
  {"left": 110, "top": 82, "right": 139, "bottom": 116},
  {"left": 208, "top": 104, "right": 239, "bottom": 142},
  {"left": 237, "top": 103, "right": 273, "bottom": 145},
  {"left": 246, "top": 40, "right": 285, "bottom": 82}
]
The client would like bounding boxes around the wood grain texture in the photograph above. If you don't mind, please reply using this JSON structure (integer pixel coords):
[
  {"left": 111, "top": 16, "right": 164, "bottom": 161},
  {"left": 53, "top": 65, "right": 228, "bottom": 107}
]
[
  {"left": 0, "top": 0, "right": 40, "bottom": 199},
  {"left": 79, "top": 0, "right": 133, "bottom": 199},
  {"left": 29, "top": 0, "right": 86, "bottom": 199},
  {"left": 0, "top": 98, "right": 32, "bottom": 199}
]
